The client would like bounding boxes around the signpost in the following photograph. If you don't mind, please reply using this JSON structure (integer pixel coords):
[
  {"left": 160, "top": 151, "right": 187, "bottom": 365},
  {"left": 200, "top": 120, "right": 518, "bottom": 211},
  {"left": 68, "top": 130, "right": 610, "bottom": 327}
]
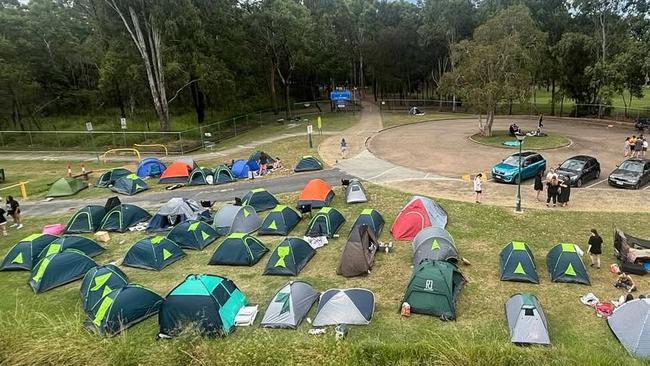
[
  {"left": 120, "top": 117, "right": 127, "bottom": 146},
  {"left": 307, "top": 123, "right": 313, "bottom": 148},
  {"left": 86, "top": 121, "right": 100, "bottom": 162}
]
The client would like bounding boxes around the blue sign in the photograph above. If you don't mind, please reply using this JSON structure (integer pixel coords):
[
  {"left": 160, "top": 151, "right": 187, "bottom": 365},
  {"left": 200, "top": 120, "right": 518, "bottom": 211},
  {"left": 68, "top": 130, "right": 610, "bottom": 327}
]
[{"left": 330, "top": 90, "right": 352, "bottom": 102}]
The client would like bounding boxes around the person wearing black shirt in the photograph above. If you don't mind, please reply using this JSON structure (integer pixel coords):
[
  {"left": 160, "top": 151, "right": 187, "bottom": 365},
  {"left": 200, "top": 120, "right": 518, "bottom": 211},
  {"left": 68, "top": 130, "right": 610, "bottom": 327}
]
[{"left": 588, "top": 229, "right": 603, "bottom": 269}]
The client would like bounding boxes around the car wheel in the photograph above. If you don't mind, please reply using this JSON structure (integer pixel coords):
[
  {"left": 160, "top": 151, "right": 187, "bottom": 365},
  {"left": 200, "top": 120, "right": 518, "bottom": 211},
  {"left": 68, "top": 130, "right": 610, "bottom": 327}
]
[
  {"left": 576, "top": 179, "right": 582, "bottom": 188},
  {"left": 634, "top": 182, "right": 641, "bottom": 190},
  {"left": 595, "top": 170, "right": 600, "bottom": 179}
]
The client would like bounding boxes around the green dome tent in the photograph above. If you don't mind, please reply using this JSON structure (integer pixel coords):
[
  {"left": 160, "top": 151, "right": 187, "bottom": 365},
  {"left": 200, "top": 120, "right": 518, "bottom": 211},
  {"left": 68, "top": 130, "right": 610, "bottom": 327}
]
[
  {"left": 47, "top": 177, "right": 89, "bottom": 197},
  {"left": 99, "top": 204, "right": 152, "bottom": 233},
  {"left": 85, "top": 284, "right": 163, "bottom": 336},
  {"left": 80, "top": 264, "right": 129, "bottom": 314},
  {"left": 0, "top": 234, "right": 59, "bottom": 271},
  {"left": 350, "top": 209, "right": 385, "bottom": 237},
  {"left": 500, "top": 242, "right": 539, "bottom": 284},
  {"left": 110, "top": 174, "right": 149, "bottom": 196},
  {"left": 412, "top": 227, "right": 458, "bottom": 265},
  {"left": 64, "top": 205, "right": 106, "bottom": 233},
  {"left": 167, "top": 220, "right": 219, "bottom": 250},
  {"left": 158, "top": 274, "right": 247, "bottom": 337},
  {"left": 29, "top": 249, "right": 97, "bottom": 293},
  {"left": 402, "top": 260, "right": 466, "bottom": 320},
  {"left": 294, "top": 156, "right": 323, "bottom": 172},
  {"left": 241, "top": 188, "right": 279, "bottom": 212},
  {"left": 258, "top": 205, "right": 302, "bottom": 236},
  {"left": 39, "top": 235, "right": 105, "bottom": 259},
  {"left": 97, "top": 168, "right": 132, "bottom": 188},
  {"left": 546, "top": 243, "right": 590, "bottom": 285},
  {"left": 213, "top": 165, "right": 236, "bottom": 185},
  {"left": 122, "top": 236, "right": 186, "bottom": 271},
  {"left": 304, "top": 207, "right": 345, "bottom": 238},
  {"left": 263, "top": 238, "right": 315, "bottom": 276},
  {"left": 208, "top": 233, "right": 269, "bottom": 266},
  {"left": 189, "top": 167, "right": 213, "bottom": 186}
]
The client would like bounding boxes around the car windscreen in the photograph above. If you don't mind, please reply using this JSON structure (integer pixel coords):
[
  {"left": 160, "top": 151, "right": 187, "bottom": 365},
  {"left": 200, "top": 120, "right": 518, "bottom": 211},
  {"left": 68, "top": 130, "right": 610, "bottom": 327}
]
[
  {"left": 560, "top": 159, "right": 586, "bottom": 172},
  {"left": 503, "top": 156, "right": 524, "bottom": 166},
  {"left": 619, "top": 161, "right": 643, "bottom": 173}
]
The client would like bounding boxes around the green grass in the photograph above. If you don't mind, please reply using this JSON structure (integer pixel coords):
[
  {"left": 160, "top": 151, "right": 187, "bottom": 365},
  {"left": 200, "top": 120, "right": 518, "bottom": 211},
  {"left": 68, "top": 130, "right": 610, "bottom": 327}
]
[
  {"left": 381, "top": 112, "right": 473, "bottom": 128},
  {"left": 471, "top": 130, "right": 571, "bottom": 150},
  {"left": 0, "top": 185, "right": 648, "bottom": 365}
]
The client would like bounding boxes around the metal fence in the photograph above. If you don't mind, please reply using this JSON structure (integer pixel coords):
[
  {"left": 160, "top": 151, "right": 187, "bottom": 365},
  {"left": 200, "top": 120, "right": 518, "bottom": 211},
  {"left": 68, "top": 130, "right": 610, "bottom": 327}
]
[
  {"left": 0, "top": 99, "right": 336, "bottom": 155},
  {"left": 380, "top": 99, "right": 650, "bottom": 123}
]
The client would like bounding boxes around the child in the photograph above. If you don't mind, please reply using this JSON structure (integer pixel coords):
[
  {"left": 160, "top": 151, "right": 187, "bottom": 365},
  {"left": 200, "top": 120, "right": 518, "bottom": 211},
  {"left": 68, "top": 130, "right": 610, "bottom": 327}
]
[
  {"left": 474, "top": 173, "right": 482, "bottom": 203},
  {"left": 6, "top": 196, "right": 22, "bottom": 229},
  {"left": 340, "top": 138, "right": 348, "bottom": 159}
]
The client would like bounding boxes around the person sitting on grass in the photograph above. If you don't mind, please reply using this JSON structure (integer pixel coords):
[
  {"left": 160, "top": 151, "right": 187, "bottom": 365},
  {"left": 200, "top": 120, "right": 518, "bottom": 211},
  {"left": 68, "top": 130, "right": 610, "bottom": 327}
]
[{"left": 615, "top": 272, "right": 637, "bottom": 293}]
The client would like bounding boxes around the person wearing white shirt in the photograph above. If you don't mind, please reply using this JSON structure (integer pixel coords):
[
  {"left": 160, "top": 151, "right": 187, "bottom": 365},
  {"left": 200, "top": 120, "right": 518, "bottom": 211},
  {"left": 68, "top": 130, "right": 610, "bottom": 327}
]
[{"left": 474, "top": 173, "right": 483, "bottom": 203}]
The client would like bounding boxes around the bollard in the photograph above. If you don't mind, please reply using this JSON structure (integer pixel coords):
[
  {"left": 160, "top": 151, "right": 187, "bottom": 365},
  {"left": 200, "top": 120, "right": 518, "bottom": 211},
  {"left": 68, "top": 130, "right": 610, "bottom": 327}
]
[
  {"left": 19, "top": 182, "right": 27, "bottom": 199},
  {"left": 67, "top": 164, "right": 72, "bottom": 177}
]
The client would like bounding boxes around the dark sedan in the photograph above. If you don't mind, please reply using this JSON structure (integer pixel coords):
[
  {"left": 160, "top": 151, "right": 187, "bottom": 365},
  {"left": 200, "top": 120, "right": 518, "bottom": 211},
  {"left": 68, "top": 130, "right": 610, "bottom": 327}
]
[
  {"left": 556, "top": 155, "right": 601, "bottom": 187},
  {"left": 608, "top": 158, "right": 650, "bottom": 189}
]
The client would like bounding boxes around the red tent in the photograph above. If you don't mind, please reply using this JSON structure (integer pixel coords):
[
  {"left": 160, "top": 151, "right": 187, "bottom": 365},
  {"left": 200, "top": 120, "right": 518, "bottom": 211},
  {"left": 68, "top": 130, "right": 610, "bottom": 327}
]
[
  {"left": 390, "top": 196, "right": 447, "bottom": 241},
  {"left": 158, "top": 162, "right": 192, "bottom": 184}
]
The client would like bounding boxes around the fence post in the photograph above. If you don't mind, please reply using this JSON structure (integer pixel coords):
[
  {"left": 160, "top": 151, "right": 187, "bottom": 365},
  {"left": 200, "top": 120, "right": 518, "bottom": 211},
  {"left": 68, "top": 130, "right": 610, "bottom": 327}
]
[
  {"left": 0, "top": 131, "right": 4, "bottom": 147},
  {"left": 179, "top": 132, "right": 184, "bottom": 155},
  {"left": 56, "top": 131, "right": 61, "bottom": 148},
  {"left": 27, "top": 130, "right": 33, "bottom": 146}
]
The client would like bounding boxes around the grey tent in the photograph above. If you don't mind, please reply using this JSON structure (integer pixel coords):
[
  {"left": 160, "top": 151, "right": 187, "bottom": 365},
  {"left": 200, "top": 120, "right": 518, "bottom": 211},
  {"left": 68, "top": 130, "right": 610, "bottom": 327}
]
[
  {"left": 260, "top": 281, "right": 319, "bottom": 329},
  {"left": 337, "top": 225, "right": 379, "bottom": 277},
  {"left": 412, "top": 227, "right": 458, "bottom": 265},
  {"left": 213, "top": 204, "right": 261, "bottom": 236},
  {"left": 312, "top": 288, "right": 375, "bottom": 326},
  {"left": 345, "top": 179, "right": 368, "bottom": 204},
  {"left": 147, "top": 198, "right": 209, "bottom": 232},
  {"left": 608, "top": 298, "right": 650, "bottom": 358},
  {"left": 505, "top": 293, "right": 550, "bottom": 346}
]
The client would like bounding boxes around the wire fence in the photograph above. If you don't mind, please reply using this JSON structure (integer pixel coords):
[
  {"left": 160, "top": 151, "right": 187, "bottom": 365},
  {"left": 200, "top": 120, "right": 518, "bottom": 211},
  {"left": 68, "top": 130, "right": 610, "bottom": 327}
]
[
  {"left": 380, "top": 99, "right": 650, "bottom": 123},
  {"left": 0, "top": 99, "right": 335, "bottom": 155}
]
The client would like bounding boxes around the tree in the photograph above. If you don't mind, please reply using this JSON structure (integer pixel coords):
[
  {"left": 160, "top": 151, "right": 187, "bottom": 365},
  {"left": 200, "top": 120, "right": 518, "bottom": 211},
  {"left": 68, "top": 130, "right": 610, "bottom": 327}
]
[
  {"left": 554, "top": 32, "right": 599, "bottom": 105},
  {"left": 441, "top": 5, "right": 545, "bottom": 136},
  {"left": 609, "top": 39, "right": 648, "bottom": 116}
]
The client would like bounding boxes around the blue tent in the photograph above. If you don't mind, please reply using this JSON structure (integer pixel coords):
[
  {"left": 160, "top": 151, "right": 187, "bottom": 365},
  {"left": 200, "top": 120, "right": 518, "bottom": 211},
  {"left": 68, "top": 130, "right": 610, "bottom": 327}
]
[
  {"left": 231, "top": 159, "right": 260, "bottom": 179},
  {"left": 136, "top": 158, "right": 166, "bottom": 178}
]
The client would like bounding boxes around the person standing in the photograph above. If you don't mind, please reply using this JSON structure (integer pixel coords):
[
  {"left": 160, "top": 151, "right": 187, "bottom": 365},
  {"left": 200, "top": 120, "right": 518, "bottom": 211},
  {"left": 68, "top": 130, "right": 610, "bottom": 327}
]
[
  {"left": 546, "top": 178, "right": 560, "bottom": 207},
  {"left": 625, "top": 137, "right": 631, "bottom": 157},
  {"left": 340, "top": 138, "right": 348, "bottom": 159},
  {"left": 630, "top": 135, "right": 637, "bottom": 157},
  {"left": 317, "top": 115, "right": 323, "bottom": 136},
  {"left": 643, "top": 137, "right": 648, "bottom": 157},
  {"left": 558, "top": 179, "right": 571, "bottom": 207},
  {"left": 6, "top": 196, "right": 22, "bottom": 229},
  {"left": 534, "top": 170, "right": 544, "bottom": 201},
  {"left": 588, "top": 229, "right": 603, "bottom": 269},
  {"left": 0, "top": 203, "right": 7, "bottom": 236},
  {"left": 473, "top": 173, "right": 482, "bottom": 203},
  {"left": 635, "top": 136, "right": 644, "bottom": 158}
]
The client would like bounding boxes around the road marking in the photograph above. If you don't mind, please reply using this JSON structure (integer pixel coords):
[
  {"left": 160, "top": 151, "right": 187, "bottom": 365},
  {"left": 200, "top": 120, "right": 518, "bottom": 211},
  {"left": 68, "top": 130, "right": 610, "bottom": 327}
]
[
  {"left": 643, "top": 184, "right": 650, "bottom": 190},
  {"left": 218, "top": 188, "right": 234, "bottom": 193},
  {"left": 367, "top": 167, "right": 399, "bottom": 181},
  {"left": 584, "top": 179, "right": 606, "bottom": 189}
]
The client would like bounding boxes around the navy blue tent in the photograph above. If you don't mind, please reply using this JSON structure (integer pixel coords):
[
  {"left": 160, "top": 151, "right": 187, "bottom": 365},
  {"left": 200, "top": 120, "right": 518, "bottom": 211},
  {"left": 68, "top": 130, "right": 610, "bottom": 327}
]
[{"left": 136, "top": 158, "right": 166, "bottom": 178}]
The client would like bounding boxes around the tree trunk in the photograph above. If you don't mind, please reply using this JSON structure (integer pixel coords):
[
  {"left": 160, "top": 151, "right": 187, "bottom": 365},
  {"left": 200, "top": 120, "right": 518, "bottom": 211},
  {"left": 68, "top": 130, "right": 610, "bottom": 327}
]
[
  {"left": 284, "top": 82, "right": 291, "bottom": 119},
  {"left": 270, "top": 62, "right": 278, "bottom": 114},
  {"left": 190, "top": 79, "right": 205, "bottom": 124},
  {"left": 114, "top": 81, "right": 126, "bottom": 118},
  {"left": 550, "top": 79, "right": 556, "bottom": 116},
  {"left": 478, "top": 111, "right": 495, "bottom": 137}
]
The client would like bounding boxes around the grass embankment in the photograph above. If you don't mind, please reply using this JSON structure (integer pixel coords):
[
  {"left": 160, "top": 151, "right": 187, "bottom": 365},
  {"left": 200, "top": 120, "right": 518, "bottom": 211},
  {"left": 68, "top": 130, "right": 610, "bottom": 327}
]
[
  {"left": 0, "top": 185, "right": 648, "bottom": 365},
  {"left": 471, "top": 130, "right": 571, "bottom": 150}
]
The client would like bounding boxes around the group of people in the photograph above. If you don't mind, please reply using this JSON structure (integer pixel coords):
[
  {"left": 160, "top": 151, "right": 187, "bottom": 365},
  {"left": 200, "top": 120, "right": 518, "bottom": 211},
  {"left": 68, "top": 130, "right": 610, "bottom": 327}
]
[
  {"left": 624, "top": 135, "right": 648, "bottom": 157},
  {"left": 0, "top": 196, "right": 22, "bottom": 236},
  {"left": 534, "top": 168, "right": 571, "bottom": 207}
]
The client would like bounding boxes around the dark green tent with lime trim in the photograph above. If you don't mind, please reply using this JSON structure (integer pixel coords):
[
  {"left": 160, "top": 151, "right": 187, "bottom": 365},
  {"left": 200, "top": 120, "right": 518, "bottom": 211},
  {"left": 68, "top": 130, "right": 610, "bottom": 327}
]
[
  {"left": 305, "top": 207, "right": 345, "bottom": 238},
  {"left": 0, "top": 234, "right": 59, "bottom": 271},
  {"left": 350, "top": 209, "right": 385, "bottom": 237},
  {"left": 29, "top": 249, "right": 97, "bottom": 293},
  {"left": 402, "top": 260, "right": 466, "bottom": 320},
  {"left": 263, "top": 238, "right": 315, "bottom": 276},
  {"left": 546, "top": 243, "right": 590, "bottom": 285},
  {"left": 97, "top": 168, "right": 132, "bottom": 188},
  {"left": 80, "top": 264, "right": 129, "bottom": 314},
  {"left": 123, "top": 236, "right": 186, "bottom": 271},
  {"left": 259, "top": 205, "right": 302, "bottom": 236},
  {"left": 158, "top": 274, "right": 248, "bottom": 337},
  {"left": 100, "top": 204, "right": 152, "bottom": 233},
  {"left": 241, "top": 188, "right": 279, "bottom": 212},
  {"left": 500, "top": 241, "right": 538, "bottom": 284},
  {"left": 110, "top": 174, "right": 149, "bottom": 196},
  {"left": 40, "top": 235, "right": 105, "bottom": 259},
  {"left": 213, "top": 165, "right": 236, "bottom": 185},
  {"left": 189, "top": 167, "right": 213, "bottom": 186},
  {"left": 208, "top": 233, "right": 269, "bottom": 266},
  {"left": 85, "top": 284, "right": 163, "bottom": 336},
  {"left": 167, "top": 220, "right": 219, "bottom": 250},
  {"left": 47, "top": 177, "right": 89, "bottom": 197},
  {"left": 294, "top": 156, "right": 323, "bottom": 172},
  {"left": 65, "top": 205, "right": 106, "bottom": 233}
]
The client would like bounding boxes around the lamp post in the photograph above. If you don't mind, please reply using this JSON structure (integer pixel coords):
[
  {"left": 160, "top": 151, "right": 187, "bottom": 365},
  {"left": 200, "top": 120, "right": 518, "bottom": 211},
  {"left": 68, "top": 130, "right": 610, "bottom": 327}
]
[{"left": 515, "top": 133, "right": 526, "bottom": 213}]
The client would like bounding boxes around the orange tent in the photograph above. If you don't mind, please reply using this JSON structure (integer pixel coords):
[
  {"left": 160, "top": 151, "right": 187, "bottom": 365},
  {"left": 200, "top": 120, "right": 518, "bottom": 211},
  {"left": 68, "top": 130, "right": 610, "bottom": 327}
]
[
  {"left": 297, "top": 179, "right": 334, "bottom": 208},
  {"left": 158, "top": 162, "right": 192, "bottom": 184}
]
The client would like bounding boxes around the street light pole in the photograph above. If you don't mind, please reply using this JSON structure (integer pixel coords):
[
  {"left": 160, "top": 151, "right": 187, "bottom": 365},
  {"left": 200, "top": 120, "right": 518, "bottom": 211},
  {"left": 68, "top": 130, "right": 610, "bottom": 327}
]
[{"left": 515, "top": 133, "right": 526, "bottom": 213}]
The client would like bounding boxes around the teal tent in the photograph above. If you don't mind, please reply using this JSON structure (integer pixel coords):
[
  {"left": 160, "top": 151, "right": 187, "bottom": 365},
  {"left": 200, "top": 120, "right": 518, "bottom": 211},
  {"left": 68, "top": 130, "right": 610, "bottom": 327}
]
[
  {"left": 47, "top": 177, "right": 89, "bottom": 197},
  {"left": 80, "top": 264, "right": 129, "bottom": 314},
  {"left": 167, "top": 220, "right": 219, "bottom": 250},
  {"left": 305, "top": 207, "right": 345, "bottom": 238},
  {"left": 258, "top": 205, "right": 301, "bottom": 236},
  {"left": 263, "top": 238, "right": 315, "bottom": 276},
  {"left": 40, "top": 235, "right": 105, "bottom": 259},
  {"left": 158, "top": 274, "right": 247, "bottom": 337},
  {"left": 123, "top": 236, "right": 186, "bottom": 271},
  {"left": 65, "top": 205, "right": 106, "bottom": 233},
  {"left": 100, "top": 204, "right": 152, "bottom": 233},
  {"left": 189, "top": 167, "right": 213, "bottom": 186},
  {"left": 241, "top": 188, "right": 279, "bottom": 212},
  {"left": 85, "top": 284, "right": 163, "bottom": 336},
  {"left": 500, "top": 242, "right": 539, "bottom": 284},
  {"left": 110, "top": 174, "right": 149, "bottom": 196},
  {"left": 97, "top": 168, "right": 132, "bottom": 188},
  {"left": 208, "top": 233, "right": 269, "bottom": 266},
  {"left": 402, "top": 260, "right": 466, "bottom": 320},
  {"left": 213, "top": 165, "right": 236, "bottom": 185},
  {"left": 294, "top": 156, "right": 323, "bottom": 172},
  {"left": 350, "top": 209, "right": 385, "bottom": 237},
  {"left": 546, "top": 243, "right": 590, "bottom": 285},
  {"left": 0, "top": 234, "right": 59, "bottom": 271},
  {"left": 29, "top": 249, "right": 97, "bottom": 293}
]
